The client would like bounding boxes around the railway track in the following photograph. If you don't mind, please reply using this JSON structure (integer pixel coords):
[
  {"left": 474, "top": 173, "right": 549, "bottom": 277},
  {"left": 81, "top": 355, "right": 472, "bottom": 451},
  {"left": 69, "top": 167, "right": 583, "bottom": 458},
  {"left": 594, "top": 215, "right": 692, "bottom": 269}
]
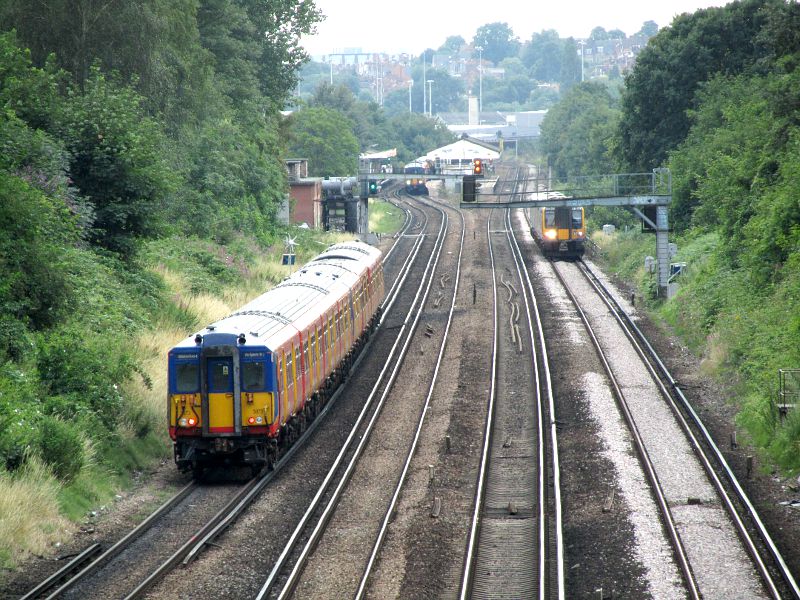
[
  {"left": 254, "top": 192, "right": 457, "bottom": 598},
  {"left": 17, "top": 168, "right": 799, "bottom": 599},
  {"left": 518, "top": 201, "right": 799, "bottom": 599},
  {"left": 459, "top": 169, "right": 566, "bottom": 599},
  {"left": 16, "top": 192, "right": 428, "bottom": 600}
]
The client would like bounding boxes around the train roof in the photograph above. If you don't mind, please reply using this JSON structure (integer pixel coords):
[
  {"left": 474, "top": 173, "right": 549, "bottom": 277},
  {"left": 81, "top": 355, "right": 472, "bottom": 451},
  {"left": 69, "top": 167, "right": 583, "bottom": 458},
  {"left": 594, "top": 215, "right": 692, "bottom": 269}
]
[{"left": 171, "top": 240, "right": 382, "bottom": 353}]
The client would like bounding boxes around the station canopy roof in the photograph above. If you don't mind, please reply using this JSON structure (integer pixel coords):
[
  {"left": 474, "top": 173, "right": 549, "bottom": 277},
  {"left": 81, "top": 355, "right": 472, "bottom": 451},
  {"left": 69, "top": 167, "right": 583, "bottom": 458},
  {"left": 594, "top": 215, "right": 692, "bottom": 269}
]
[
  {"left": 422, "top": 138, "right": 500, "bottom": 162},
  {"left": 359, "top": 148, "right": 397, "bottom": 160}
]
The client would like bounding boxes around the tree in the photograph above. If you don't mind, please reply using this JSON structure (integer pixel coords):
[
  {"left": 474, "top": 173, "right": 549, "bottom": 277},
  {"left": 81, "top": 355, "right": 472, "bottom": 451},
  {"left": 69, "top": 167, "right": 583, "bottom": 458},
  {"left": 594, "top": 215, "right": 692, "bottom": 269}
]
[
  {"left": 240, "top": 0, "right": 323, "bottom": 108},
  {"left": 521, "top": 29, "right": 563, "bottom": 82},
  {"left": 439, "top": 35, "right": 465, "bottom": 54},
  {"left": 56, "top": 68, "right": 176, "bottom": 255},
  {"left": 589, "top": 26, "right": 609, "bottom": 41},
  {"left": 637, "top": 20, "right": 659, "bottom": 37},
  {"left": 559, "top": 38, "right": 581, "bottom": 91},
  {"left": 617, "top": 0, "right": 781, "bottom": 171},
  {"left": 539, "top": 81, "right": 620, "bottom": 178},
  {"left": 287, "top": 107, "right": 359, "bottom": 176},
  {"left": 472, "top": 22, "right": 520, "bottom": 65}
]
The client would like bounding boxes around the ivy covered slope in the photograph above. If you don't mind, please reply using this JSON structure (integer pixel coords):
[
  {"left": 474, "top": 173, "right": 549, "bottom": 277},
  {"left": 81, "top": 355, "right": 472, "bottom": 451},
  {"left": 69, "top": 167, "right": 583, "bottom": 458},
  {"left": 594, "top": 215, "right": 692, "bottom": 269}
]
[
  {"left": 0, "top": 0, "right": 323, "bottom": 572},
  {"left": 541, "top": 0, "right": 800, "bottom": 471}
]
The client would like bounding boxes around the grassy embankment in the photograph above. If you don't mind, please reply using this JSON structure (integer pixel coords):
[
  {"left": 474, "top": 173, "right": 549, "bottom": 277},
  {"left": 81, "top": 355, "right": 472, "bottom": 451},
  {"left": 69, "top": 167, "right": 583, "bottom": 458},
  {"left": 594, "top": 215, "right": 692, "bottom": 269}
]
[
  {"left": 0, "top": 207, "right": 407, "bottom": 575},
  {"left": 592, "top": 228, "right": 800, "bottom": 473}
]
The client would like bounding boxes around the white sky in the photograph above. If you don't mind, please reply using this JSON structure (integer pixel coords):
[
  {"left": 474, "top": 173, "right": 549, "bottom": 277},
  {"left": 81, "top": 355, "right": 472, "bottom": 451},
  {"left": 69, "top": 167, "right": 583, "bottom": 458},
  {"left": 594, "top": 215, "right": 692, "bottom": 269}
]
[{"left": 302, "top": 0, "right": 726, "bottom": 57}]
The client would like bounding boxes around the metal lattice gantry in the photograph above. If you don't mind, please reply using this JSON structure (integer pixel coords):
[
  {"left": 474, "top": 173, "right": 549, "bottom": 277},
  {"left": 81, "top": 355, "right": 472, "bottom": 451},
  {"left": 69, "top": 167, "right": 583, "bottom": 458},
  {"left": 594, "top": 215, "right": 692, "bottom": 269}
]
[{"left": 460, "top": 168, "right": 674, "bottom": 295}]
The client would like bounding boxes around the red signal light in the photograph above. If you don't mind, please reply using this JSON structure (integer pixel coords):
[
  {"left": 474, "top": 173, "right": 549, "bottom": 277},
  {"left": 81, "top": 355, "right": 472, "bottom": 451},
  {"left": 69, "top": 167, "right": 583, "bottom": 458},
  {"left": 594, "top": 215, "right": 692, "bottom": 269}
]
[{"left": 473, "top": 159, "right": 483, "bottom": 176}]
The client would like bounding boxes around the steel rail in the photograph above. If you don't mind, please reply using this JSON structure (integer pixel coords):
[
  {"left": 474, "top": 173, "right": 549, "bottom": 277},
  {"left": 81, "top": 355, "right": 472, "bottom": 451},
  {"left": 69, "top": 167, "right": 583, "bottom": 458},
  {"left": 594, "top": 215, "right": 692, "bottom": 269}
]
[
  {"left": 179, "top": 200, "right": 429, "bottom": 570},
  {"left": 459, "top": 210, "right": 500, "bottom": 600},
  {"left": 123, "top": 475, "right": 265, "bottom": 599},
  {"left": 378, "top": 191, "right": 413, "bottom": 264},
  {"left": 41, "top": 481, "right": 197, "bottom": 600},
  {"left": 19, "top": 544, "right": 102, "bottom": 600},
  {"left": 504, "top": 206, "right": 557, "bottom": 600},
  {"left": 256, "top": 203, "right": 449, "bottom": 600},
  {"left": 552, "top": 259, "right": 701, "bottom": 599},
  {"left": 353, "top": 200, "right": 465, "bottom": 599},
  {"left": 579, "top": 260, "right": 798, "bottom": 599}
]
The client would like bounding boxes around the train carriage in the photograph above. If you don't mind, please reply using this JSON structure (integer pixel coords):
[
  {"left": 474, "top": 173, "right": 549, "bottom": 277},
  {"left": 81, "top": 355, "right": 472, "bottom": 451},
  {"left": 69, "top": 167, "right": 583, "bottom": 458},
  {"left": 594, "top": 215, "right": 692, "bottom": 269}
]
[
  {"left": 529, "top": 199, "right": 586, "bottom": 259},
  {"left": 404, "top": 161, "right": 430, "bottom": 195},
  {"left": 168, "top": 241, "right": 384, "bottom": 477}
]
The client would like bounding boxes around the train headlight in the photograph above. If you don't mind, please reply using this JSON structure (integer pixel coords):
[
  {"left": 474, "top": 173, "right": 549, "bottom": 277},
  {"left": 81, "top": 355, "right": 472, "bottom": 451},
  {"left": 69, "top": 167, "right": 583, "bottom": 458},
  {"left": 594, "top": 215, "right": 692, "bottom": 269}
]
[
  {"left": 545, "top": 230, "right": 558, "bottom": 240},
  {"left": 248, "top": 416, "right": 256, "bottom": 424},
  {"left": 405, "top": 179, "right": 411, "bottom": 185},
  {"left": 187, "top": 417, "right": 197, "bottom": 426},
  {"left": 256, "top": 416, "right": 263, "bottom": 424},
  {"left": 179, "top": 418, "right": 187, "bottom": 427},
  {"left": 577, "top": 231, "right": 584, "bottom": 237}
]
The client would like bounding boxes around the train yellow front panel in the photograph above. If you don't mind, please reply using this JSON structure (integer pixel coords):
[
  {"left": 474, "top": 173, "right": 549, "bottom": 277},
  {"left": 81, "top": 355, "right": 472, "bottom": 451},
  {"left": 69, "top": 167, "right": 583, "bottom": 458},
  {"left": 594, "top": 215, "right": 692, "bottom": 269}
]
[
  {"left": 208, "top": 392, "right": 234, "bottom": 431},
  {"left": 242, "top": 392, "right": 272, "bottom": 426},
  {"left": 206, "top": 357, "right": 235, "bottom": 432}
]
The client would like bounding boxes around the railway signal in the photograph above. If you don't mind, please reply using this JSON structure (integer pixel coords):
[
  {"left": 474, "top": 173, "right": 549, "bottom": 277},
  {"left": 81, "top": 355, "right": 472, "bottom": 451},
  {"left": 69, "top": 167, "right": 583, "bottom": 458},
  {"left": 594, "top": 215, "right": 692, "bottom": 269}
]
[
  {"left": 463, "top": 175, "right": 477, "bottom": 202},
  {"left": 472, "top": 158, "right": 483, "bottom": 177},
  {"left": 368, "top": 180, "right": 378, "bottom": 195}
]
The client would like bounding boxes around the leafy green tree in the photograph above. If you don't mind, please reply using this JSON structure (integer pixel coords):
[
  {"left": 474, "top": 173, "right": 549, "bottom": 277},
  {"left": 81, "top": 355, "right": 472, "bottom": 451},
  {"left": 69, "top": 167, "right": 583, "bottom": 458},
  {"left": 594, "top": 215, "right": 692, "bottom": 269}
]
[
  {"left": 559, "top": 37, "right": 581, "bottom": 91},
  {"left": 637, "top": 20, "right": 659, "bottom": 37},
  {"left": 439, "top": 35, "right": 465, "bottom": 53},
  {"left": 287, "top": 106, "right": 359, "bottom": 176},
  {"left": 472, "top": 22, "right": 520, "bottom": 65},
  {"left": 617, "top": 0, "right": 780, "bottom": 171},
  {"left": 521, "top": 29, "right": 563, "bottom": 82},
  {"left": 56, "top": 67, "right": 176, "bottom": 255},
  {"left": 388, "top": 112, "right": 455, "bottom": 163},
  {"left": 539, "top": 81, "right": 620, "bottom": 178},
  {"left": 589, "top": 26, "right": 609, "bottom": 41},
  {"left": 0, "top": 174, "right": 78, "bottom": 332},
  {"left": 240, "top": 0, "right": 323, "bottom": 107}
]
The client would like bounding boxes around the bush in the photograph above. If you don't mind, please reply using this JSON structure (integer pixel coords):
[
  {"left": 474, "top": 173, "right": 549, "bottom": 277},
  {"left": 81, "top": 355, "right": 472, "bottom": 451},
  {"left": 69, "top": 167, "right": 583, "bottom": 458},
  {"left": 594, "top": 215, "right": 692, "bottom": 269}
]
[
  {"left": 0, "top": 368, "right": 42, "bottom": 471},
  {"left": 37, "top": 416, "right": 84, "bottom": 482},
  {"left": 0, "top": 317, "right": 34, "bottom": 362},
  {"left": 36, "top": 327, "right": 131, "bottom": 429}
]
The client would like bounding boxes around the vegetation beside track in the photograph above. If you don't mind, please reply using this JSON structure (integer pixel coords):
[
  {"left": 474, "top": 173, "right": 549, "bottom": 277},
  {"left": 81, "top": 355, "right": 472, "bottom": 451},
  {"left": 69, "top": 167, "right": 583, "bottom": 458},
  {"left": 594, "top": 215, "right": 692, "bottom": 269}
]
[{"left": 592, "top": 228, "right": 800, "bottom": 473}]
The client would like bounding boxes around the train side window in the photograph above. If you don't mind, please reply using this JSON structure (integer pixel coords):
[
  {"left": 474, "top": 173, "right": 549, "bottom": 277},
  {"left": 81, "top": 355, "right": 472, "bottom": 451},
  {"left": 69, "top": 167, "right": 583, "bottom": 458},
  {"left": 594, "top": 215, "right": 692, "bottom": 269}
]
[
  {"left": 572, "top": 208, "right": 583, "bottom": 228},
  {"left": 294, "top": 346, "right": 301, "bottom": 379},
  {"left": 176, "top": 363, "right": 199, "bottom": 393},
  {"left": 303, "top": 341, "right": 309, "bottom": 374},
  {"left": 310, "top": 332, "right": 317, "bottom": 366},
  {"left": 242, "top": 362, "right": 264, "bottom": 391},
  {"left": 286, "top": 352, "right": 293, "bottom": 387}
]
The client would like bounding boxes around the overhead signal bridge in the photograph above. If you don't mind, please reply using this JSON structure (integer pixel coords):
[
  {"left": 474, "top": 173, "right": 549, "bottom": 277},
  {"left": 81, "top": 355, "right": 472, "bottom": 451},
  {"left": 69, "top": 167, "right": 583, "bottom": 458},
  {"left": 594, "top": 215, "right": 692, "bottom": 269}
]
[{"left": 460, "top": 169, "right": 676, "bottom": 297}]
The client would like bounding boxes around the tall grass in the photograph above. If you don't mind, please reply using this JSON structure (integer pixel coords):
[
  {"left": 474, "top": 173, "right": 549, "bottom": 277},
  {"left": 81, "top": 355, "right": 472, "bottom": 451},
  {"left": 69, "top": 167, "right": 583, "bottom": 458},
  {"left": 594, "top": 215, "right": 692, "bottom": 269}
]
[{"left": 0, "top": 458, "right": 73, "bottom": 572}]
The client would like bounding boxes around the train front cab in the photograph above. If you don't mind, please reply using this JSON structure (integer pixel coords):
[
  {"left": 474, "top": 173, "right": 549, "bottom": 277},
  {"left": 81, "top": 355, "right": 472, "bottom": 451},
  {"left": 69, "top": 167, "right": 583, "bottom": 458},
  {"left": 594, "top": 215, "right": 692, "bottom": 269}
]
[
  {"left": 539, "top": 206, "right": 585, "bottom": 258},
  {"left": 168, "top": 333, "right": 276, "bottom": 476}
]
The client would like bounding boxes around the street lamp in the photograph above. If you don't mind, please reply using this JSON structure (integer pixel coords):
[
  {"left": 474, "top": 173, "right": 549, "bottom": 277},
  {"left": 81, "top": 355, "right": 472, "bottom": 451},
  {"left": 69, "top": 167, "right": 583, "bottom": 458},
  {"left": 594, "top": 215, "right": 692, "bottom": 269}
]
[
  {"left": 408, "top": 80, "right": 413, "bottom": 112},
  {"left": 426, "top": 79, "right": 434, "bottom": 116},
  {"left": 475, "top": 45, "right": 483, "bottom": 114},
  {"left": 422, "top": 53, "right": 427, "bottom": 116}
]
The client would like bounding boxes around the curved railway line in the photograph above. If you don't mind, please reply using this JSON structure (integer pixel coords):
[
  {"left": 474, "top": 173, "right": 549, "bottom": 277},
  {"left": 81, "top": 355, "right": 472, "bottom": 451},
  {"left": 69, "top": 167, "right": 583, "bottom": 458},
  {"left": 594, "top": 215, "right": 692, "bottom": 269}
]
[{"left": 12, "top": 168, "right": 800, "bottom": 600}]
